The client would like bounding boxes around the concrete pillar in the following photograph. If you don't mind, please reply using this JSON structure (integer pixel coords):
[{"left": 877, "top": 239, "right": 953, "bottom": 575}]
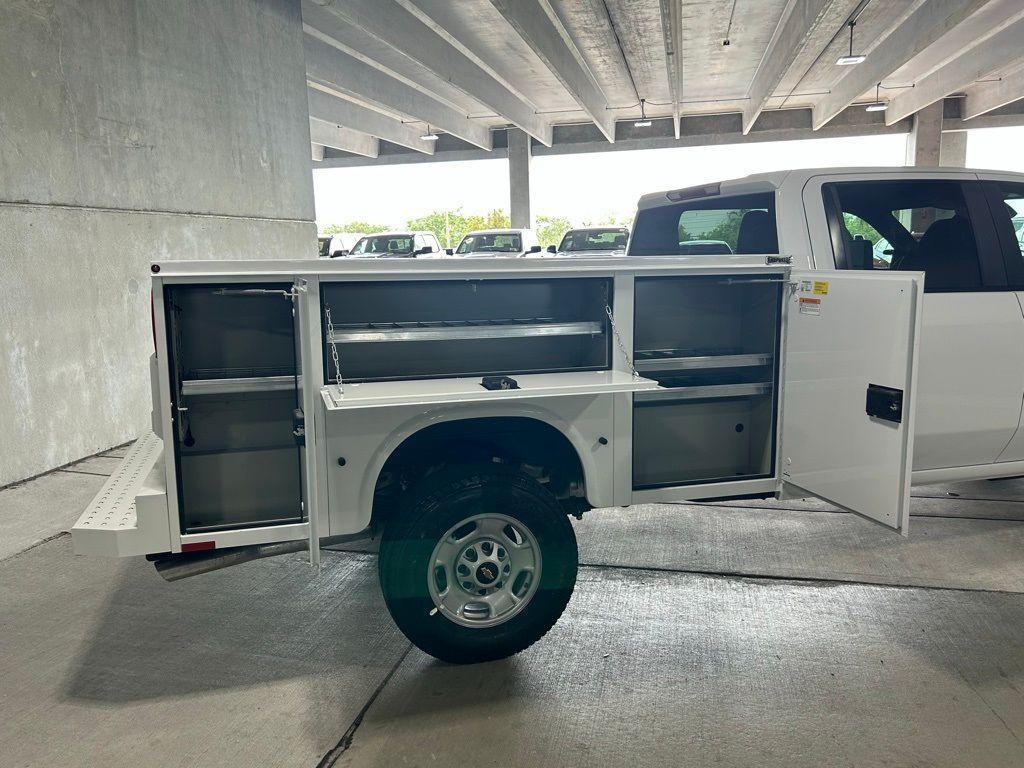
[
  {"left": 905, "top": 101, "right": 944, "bottom": 166},
  {"left": 0, "top": 0, "right": 316, "bottom": 486},
  {"left": 508, "top": 128, "right": 533, "bottom": 229},
  {"left": 940, "top": 131, "right": 968, "bottom": 167}
]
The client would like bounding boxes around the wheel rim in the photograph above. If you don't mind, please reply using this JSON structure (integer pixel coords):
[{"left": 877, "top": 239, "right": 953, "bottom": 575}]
[{"left": 428, "top": 513, "right": 542, "bottom": 629}]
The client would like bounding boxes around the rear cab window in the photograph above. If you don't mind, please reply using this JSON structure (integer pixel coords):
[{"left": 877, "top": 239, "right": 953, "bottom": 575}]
[
  {"left": 823, "top": 179, "right": 1005, "bottom": 292},
  {"left": 629, "top": 192, "right": 778, "bottom": 256}
]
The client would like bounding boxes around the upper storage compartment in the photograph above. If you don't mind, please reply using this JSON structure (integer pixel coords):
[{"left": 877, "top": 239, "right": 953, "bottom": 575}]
[
  {"left": 319, "top": 278, "right": 612, "bottom": 382},
  {"left": 169, "top": 284, "right": 297, "bottom": 391},
  {"left": 633, "top": 275, "right": 780, "bottom": 372}
]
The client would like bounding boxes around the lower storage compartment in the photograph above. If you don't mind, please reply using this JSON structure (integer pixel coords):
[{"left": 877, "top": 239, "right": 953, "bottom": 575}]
[
  {"left": 176, "top": 391, "right": 302, "bottom": 533},
  {"left": 632, "top": 391, "right": 775, "bottom": 488}
]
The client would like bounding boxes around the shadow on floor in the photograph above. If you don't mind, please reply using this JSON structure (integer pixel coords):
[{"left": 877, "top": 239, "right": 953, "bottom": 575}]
[{"left": 57, "top": 549, "right": 405, "bottom": 704}]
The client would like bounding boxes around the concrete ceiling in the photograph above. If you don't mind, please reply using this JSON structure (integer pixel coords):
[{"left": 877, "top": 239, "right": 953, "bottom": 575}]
[{"left": 303, "top": 0, "right": 1024, "bottom": 162}]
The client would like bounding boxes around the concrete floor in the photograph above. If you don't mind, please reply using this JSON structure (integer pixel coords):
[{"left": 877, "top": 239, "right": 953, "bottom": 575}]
[{"left": 3, "top": 451, "right": 1024, "bottom": 767}]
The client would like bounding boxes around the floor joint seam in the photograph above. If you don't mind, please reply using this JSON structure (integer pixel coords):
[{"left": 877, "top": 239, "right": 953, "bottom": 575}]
[
  {"left": 57, "top": 469, "right": 114, "bottom": 478},
  {"left": 578, "top": 561, "right": 1024, "bottom": 596},
  {"left": 0, "top": 531, "right": 70, "bottom": 564},
  {"left": 315, "top": 643, "right": 414, "bottom": 768}
]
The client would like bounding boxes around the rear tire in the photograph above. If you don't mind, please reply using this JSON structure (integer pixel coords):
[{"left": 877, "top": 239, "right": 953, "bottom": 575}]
[{"left": 378, "top": 464, "right": 578, "bottom": 664}]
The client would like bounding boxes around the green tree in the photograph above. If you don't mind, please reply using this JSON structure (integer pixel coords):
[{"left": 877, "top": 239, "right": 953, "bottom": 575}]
[
  {"left": 483, "top": 209, "right": 511, "bottom": 229},
  {"left": 536, "top": 215, "right": 572, "bottom": 247},
  {"left": 842, "top": 212, "right": 883, "bottom": 243},
  {"left": 322, "top": 221, "right": 389, "bottom": 235},
  {"left": 406, "top": 209, "right": 503, "bottom": 248}
]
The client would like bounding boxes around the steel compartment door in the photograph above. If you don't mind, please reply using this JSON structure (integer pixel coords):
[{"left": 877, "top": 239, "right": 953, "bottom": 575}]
[
  {"left": 781, "top": 270, "right": 923, "bottom": 533},
  {"left": 292, "top": 277, "right": 322, "bottom": 565}
]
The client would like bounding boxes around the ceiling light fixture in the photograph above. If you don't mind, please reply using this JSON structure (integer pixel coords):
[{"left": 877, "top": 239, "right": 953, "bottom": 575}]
[
  {"left": 836, "top": 20, "right": 866, "bottom": 66},
  {"left": 865, "top": 83, "right": 887, "bottom": 112},
  {"left": 420, "top": 125, "right": 440, "bottom": 141},
  {"left": 633, "top": 99, "right": 652, "bottom": 128}
]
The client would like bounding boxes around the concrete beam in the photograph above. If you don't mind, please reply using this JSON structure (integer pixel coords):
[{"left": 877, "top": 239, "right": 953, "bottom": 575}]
[
  {"left": 307, "top": 87, "right": 435, "bottom": 154},
  {"left": 489, "top": 0, "right": 614, "bottom": 142},
  {"left": 743, "top": 0, "right": 833, "bottom": 134},
  {"left": 303, "top": 34, "right": 492, "bottom": 150},
  {"left": 312, "top": 143, "right": 326, "bottom": 162},
  {"left": 887, "top": 12, "right": 1024, "bottom": 125},
  {"left": 305, "top": 0, "right": 552, "bottom": 146},
  {"left": 508, "top": 128, "right": 532, "bottom": 229},
  {"left": 658, "top": 0, "right": 682, "bottom": 139},
  {"left": 308, "top": 117, "right": 379, "bottom": 158},
  {"left": 315, "top": 105, "right": 911, "bottom": 169},
  {"left": 813, "top": 0, "right": 989, "bottom": 130},
  {"left": 962, "top": 67, "right": 1024, "bottom": 120}
]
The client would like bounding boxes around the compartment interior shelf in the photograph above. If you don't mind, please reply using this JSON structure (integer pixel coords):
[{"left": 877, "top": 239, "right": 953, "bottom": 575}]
[
  {"left": 635, "top": 382, "right": 773, "bottom": 403},
  {"left": 328, "top": 317, "right": 603, "bottom": 343},
  {"left": 634, "top": 351, "right": 773, "bottom": 372},
  {"left": 182, "top": 375, "right": 299, "bottom": 395},
  {"left": 322, "top": 370, "right": 657, "bottom": 410}
]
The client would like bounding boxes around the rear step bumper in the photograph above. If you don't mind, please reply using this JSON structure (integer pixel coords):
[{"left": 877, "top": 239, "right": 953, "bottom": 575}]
[{"left": 71, "top": 432, "right": 172, "bottom": 557}]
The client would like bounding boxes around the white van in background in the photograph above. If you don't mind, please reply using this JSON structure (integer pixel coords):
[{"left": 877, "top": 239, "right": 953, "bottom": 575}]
[{"left": 318, "top": 232, "right": 366, "bottom": 258}]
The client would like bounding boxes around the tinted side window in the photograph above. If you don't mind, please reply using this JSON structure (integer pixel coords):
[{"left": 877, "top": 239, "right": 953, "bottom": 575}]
[
  {"left": 825, "top": 180, "right": 984, "bottom": 292},
  {"left": 629, "top": 193, "right": 778, "bottom": 256},
  {"left": 986, "top": 181, "right": 1024, "bottom": 286}
]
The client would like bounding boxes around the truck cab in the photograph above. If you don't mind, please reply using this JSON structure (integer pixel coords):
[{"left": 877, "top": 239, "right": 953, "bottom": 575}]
[{"left": 630, "top": 168, "right": 1024, "bottom": 484}]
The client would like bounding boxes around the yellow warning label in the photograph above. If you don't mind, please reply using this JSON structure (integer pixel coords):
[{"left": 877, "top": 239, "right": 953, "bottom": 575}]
[{"left": 812, "top": 280, "right": 829, "bottom": 295}]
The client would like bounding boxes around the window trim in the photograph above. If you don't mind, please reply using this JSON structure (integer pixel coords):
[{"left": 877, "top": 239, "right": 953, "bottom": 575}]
[{"left": 821, "top": 179, "right": 1007, "bottom": 293}]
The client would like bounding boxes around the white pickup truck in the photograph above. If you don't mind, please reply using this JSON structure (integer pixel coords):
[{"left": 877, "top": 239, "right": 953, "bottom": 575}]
[{"left": 71, "top": 166, "right": 1023, "bottom": 664}]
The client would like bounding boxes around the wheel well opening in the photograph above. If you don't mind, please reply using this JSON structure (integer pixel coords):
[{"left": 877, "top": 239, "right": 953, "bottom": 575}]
[{"left": 371, "top": 417, "right": 588, "bottom": 528}]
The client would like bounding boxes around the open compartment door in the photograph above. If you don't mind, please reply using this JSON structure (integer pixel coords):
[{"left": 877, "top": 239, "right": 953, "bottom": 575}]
[
  {"left": 781, "top": 270, "right": 923, "bottom": 533},
  {"left": 292, "top": 277, "right": 322, "bottom": 566}
]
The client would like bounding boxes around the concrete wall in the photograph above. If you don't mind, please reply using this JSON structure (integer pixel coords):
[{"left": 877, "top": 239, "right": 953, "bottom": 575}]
[{"left": 0, "top": 0, "right": 316, "bottom": 486}]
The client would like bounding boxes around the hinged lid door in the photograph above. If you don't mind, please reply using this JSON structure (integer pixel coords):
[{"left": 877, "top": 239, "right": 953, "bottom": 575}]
[{"left": 781, "top": 270, "right": 923, "bottom": 533}]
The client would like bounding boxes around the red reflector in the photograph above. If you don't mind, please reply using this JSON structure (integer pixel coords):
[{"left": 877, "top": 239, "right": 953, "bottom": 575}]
[{"left": 181, "top": 541, "right": 216, "bottom": 553}]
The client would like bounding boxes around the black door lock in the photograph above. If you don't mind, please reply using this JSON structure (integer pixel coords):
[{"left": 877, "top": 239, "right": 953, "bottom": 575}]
[{"left": 865, "top": 384, "right": 903, "bottom": 424}]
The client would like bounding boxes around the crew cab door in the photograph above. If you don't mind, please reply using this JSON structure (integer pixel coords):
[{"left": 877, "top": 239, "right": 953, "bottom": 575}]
[{"left": 781, "top": 270, "right": 923, "bottom": 532}]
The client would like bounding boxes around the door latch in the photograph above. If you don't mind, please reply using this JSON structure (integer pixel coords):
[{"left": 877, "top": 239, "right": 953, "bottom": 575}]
[
  {"left": 292, "top": 408, "right": 306, "bottom": 446},
  {"left": 865, "top": 384, "right": 903, "bottom": 424}
]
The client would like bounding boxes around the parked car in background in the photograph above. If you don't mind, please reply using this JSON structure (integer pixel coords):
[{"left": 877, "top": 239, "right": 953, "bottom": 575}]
[
  {"left": 549, "top": 226, "right": 629, "bottom": 256},
  {"left": 447, "top": 228, "right": 542, "bottom": 257},
  {"left": 348, "top": 231, "right": 442, "bottom": 258},
  {"left": 319, "top": 232, "right": 366, "bottom": 258}
]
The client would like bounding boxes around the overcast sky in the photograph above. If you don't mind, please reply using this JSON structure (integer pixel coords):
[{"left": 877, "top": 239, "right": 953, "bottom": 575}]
[{"left": 313, "top": 125, "right": 1024, "bottom": 231}]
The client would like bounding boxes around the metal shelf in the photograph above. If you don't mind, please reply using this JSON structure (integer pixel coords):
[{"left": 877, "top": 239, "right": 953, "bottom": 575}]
[
  {"left": 634, "top": 351, "right": 773, "bottom": 372},
  {"left": 327, "top": 317, "right": 604, "bottom": 344},
  {"left": 634, "top": 382, "right": 773, "bottom": 403},
  {"left": 182, "top": 375, "right": 298, "bottom": 395}
]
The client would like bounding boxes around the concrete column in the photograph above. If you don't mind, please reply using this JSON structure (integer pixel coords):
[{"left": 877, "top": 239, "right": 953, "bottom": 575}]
[
  {"left": 0, "top": 0, "right": 316, "bottom": 486},
  {"left": 905, "top": 101, "right": 968, "bottom": 168},
  {"left": 940, "top": 131, "right": 968, "bottom": 167},
  {"left": 508, "top": 128, "right": 533, "bottom": 229},
  {"left": 905, "top": 101, "right": 944, "bottom": 166}
]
